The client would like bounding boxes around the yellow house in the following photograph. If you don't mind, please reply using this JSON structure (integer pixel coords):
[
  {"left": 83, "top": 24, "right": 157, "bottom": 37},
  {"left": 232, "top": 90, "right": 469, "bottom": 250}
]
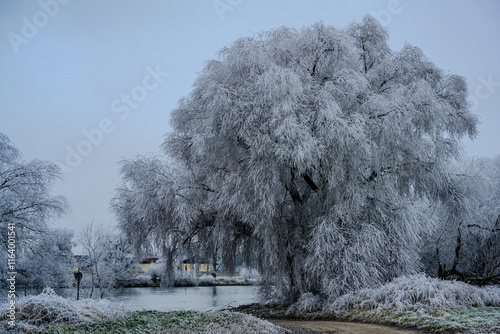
[{"left": 182, "top": 263, "right": 213, "bottom": 273}]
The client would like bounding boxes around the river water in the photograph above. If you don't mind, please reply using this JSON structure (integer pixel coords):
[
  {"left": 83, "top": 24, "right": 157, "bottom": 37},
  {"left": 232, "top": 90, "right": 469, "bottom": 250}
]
[
  {"left": 110, "top": 285, "right": 259, "bottom": 311},
  {"left": 10, "top": 285, "right": 259, "bottom": 312}
]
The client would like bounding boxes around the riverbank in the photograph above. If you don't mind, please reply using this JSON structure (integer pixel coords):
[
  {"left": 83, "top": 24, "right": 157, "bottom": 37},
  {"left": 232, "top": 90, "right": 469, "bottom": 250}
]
[
  {"left": 234, "top": 303, "right": 500, "bottom": 333},
  {"left": 122, "top": 274, "right": 257, "bottom": 288}
]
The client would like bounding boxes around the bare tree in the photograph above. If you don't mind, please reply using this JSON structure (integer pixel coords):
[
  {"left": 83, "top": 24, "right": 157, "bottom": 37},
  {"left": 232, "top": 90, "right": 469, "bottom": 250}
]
[
  {"left": 78, "top": 222, "right": 135, "bottom": 297},
  {"left": 79, "top": 222, "right": 111, "bottom": 298}
]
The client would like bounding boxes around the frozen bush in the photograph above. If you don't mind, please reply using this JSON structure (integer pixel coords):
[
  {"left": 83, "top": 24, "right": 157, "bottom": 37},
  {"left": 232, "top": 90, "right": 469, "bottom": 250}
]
[
  {"left": 174, "top": 269, "right": 197, "bottom": 287},
  {"left": 134, "top": 273, "right": 152, "bottom": 285},
  {"left": 239, "top": 267, "right": 261, "bottom": 284},
  {"left": 182, "top": 311, "right": 290, "bottom": 333},
  {"left": 0, "top": 287, "right": 130, "bottom": 330},
  {"left": 332, "top": 274, "right": 500, "bottom": 312},
  {"left": 199, "top": 274, "right": 216, "bottom": 285}
]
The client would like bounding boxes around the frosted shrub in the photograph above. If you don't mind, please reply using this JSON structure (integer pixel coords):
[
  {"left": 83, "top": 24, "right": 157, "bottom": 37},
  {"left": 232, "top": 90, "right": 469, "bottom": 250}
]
[
  {"left": 199, "top": 274, "right": 216, "bottom": 285},
  {"left": 332, "top": 274, "right": 500, "bottom": 312},
  {"left": 195, "top": 312, "right": 290, "bottom": 334},
  {"left": 134, "top": 273, "right": 152, "bottom": 285},
  {"left": 75, "top": 298, "right": 129, "bottom": 323},
  {"left": 174, "top": 269, "right": 197, "bottom": 286},
  {"left": 288, "top": 293, "right": 323, "bottom": 313},
  {"left": 0, "top": 287, "right": 130, "bottom": 329}
]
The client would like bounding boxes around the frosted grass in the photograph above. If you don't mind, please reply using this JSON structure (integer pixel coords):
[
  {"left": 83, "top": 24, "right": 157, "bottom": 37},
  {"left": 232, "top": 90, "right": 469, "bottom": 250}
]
[{"left": 332, "top": 274, "right": 500, "bottom": 312}]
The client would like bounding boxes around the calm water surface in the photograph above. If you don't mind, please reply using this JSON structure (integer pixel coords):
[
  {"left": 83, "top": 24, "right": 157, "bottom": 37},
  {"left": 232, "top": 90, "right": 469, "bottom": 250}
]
[{"left": 110, "top": 285, "right": 259, "bottom": 311}]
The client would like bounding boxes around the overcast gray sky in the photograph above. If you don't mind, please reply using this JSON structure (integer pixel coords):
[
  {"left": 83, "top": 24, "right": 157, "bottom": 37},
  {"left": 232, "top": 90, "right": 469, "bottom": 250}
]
[{"left": 1, "top": 0, "right": 499, "bottom": 246}]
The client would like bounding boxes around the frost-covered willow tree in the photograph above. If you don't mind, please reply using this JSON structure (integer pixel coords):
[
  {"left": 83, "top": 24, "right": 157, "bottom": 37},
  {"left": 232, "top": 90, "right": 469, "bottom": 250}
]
[
  {"left": 111, "top": 155, "right": 243, "bottom": 285},
  {"left": 0, "top": 133, "right": 68, "bottom": 287},
  {"left": 117, "top": 16, "right": 478, "bottom": 303},
  {"left": 111, "top": 156, "right": 188, "bottom": 286}
]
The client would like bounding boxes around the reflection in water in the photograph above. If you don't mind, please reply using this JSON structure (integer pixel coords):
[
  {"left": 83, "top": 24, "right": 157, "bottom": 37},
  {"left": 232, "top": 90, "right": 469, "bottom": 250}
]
[{"left": 111, "top": 285, "right": 257, "bottom": 312}]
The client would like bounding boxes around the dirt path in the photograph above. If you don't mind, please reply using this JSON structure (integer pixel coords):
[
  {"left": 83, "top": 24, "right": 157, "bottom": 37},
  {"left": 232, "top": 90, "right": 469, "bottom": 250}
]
[{"left": 270, "top": 320, "right": 420, "bottom": 334}]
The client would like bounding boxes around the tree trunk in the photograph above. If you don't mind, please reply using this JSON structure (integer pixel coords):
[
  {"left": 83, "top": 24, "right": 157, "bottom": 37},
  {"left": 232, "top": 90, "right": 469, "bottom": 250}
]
[{"left": 162, "top": 246, "right": 175, "bottom": 287}]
